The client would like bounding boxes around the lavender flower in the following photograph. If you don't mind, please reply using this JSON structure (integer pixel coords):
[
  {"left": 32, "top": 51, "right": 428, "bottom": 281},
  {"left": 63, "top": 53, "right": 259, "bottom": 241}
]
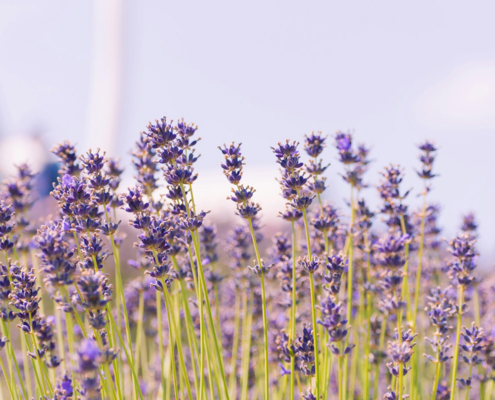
[
  {"left": 248, "top": 259, "right": 273, "bottom": 277},
  {"left": 275, "top": 330, "right": 294, "bottom": 364},
  {"left": 323, "top": 251, "right": 347, "bottom": 297},
  {"left": 447, "top": 234, "right": 477, "bottom": 289},
  {"left": 424, "top": 287, "right": 455, "bottom": 366},
  {"left": 10, "top": 266, "right": 40, "bottom": 328},
  {"left": 0, "top": 336, "right": 8, "bottom": 350},
  {"left": 76, "top": 339, "right": 102, "bottom": 400},
  {"left": 219, "top": 142, "right": 244, "bottom": 185},
  {"left": 373, "top": 233, "right": 409, "bottom": 270},
  {"left": 295, "top": 324, "right": 316, "bottom": 376},
  {"left": 386, "top": 329, "right": 416, "bottom": 377},
  {"left": 298, "top": 255, "right": 320, "bottom": 274},
  {"left": 53, "top": 374, "right": 74, "bottom": 399},
  {"left": 457, "top": 323, "right": 485, "bottom": 389},
  {"left": 460, "top": 212, "right": 478, "bottom": 238},
  {"left": 132, "top": 133, "right": 159, "bottom": 194},
  {"left": 334, "top": 132, "right": 370, "bottom": 189},
  {"left": 318, "top": 297, "right": 354, "bottom": 356},
  {"left": 417, "top": 140, "right": 438, "bottom": 181},
  {"left": 52, "top": 141, "right": 83, "bottom": 176},
  {"left": 145, "top": 117, "right": 176, "bottom": 149},
  {"left": 301, "top": 389, "right": 317, "bottom": 400}
]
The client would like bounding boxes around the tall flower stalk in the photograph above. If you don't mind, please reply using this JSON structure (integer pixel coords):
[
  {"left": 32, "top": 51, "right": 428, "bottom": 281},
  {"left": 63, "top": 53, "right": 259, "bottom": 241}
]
[
  {"left": 410, "top": 140, "right": 437, "bottom": 400},
  {"left": 413, "top": 140, "right": 438, "bottom": 321},
  {"left": 334, "top": 131, "right": 364, "bottom": 397},
  {"left": 424, "top": 287, "right": 455, "bottom": 400},
  {"left": 279, "top": 210, "right": 302, "bottom": 400},
  {"left": 220, "top": 142, "right": 269, "bottom": 400},
  {"left": 271, "top": 140, "right": 322, "bottom": 397},
  {"left": 457, "top": 323, "right": 485, "bottom": 400},
  {"left": 447, "top": 234, "right": 477, "bottom": 400}
]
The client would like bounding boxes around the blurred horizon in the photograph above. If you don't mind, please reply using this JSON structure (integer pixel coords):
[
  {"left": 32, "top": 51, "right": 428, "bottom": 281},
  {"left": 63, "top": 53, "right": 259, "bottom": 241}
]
[{"left": 1, "top": 0, "right": 495, "bottom": 265}]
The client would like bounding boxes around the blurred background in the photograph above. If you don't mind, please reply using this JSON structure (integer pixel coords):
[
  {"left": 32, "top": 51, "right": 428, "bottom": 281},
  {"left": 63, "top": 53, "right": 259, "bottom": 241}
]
[{"left": 1, "top": 1, "right": 494, "bottom": 264}]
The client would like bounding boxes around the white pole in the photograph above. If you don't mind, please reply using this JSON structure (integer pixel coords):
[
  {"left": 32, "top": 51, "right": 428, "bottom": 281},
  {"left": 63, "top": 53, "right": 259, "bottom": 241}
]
[{"left": 85, "top": 0, "right": 123, "bottom": 155}]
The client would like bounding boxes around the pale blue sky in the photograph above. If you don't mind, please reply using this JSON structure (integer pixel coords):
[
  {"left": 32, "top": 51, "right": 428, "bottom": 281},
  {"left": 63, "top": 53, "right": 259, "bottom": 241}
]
[{"left": 1, "top": 1, "right": 495, "bottom": 263}]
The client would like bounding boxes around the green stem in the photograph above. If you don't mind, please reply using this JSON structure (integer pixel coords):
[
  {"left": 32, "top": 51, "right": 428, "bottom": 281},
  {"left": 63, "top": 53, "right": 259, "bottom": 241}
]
[
  {"left": 410, "top": 193, "right": 427, "bottom": 400},
  {"left": 431, "top": 357, "right": 442, "bottom": 400},
  {"left": 308, "top": 273, "right": 320, "bottom": 398},
  {"left": 473, "top": 287, "right": 484, "bottom": 400},
  {"left": 324, "top": 347, "right": 333, "bottom": 400},
  {"left": 156, "top": 289, "right": 167, "bottom": 399},
  {"left": 24, "top": 334, "right": 44, "bottom": 397},
  {"left": 352, "top": 251, "right": 368, "bottom": 400},
  {"left": 399, "top": 216, "right": 411, "bottom": 320},
  {"left": 93, "top": 329, "right": 117, "bottom": 400},
  {"left": 240, "top": 290, "right": 253, "bottom": 400},
  {"left": 312, "top": 183, "right": 329, "bottom": 398},
  {"left": 72, "top": 231, "right": 82, "bottom": 259},
  {"left": 464, "top": 364, "right": 474, "bottom": 400},
  {"left": 107, "top": 332, "right": 123, "bottom": 400},
  {"left": 55, "top": 307, "right": 66, "bottom": 371},
  {"left": 107, "top": 310, "right": 144, "bottom": 400},
  {"left": 101, "top": 206, "right": 131, "bottom": 399},
  {"left": 185, "top": 245, "right": 205, "bottom": 400},
  {"left": 177, "top": 277, "right": 200, "bottom": 393},
  {"left": 214, "top": 283, "right": 223, "bottom": 345},
  {"left": 363, "top": 234, "right": 373, "bottom": 400},
  {"left": 105, "top": 210, "right": 136, "bottom": 364},
  {"left": 134, "top": 291, "right": 145, "bottom": 373},
  {"left": 280, "top": 374, "right": 288, "bottom": 400},
  {"left": 204, "top": 331, "right": 216, "bottom": 400},
  {"left": 188, "top": 242, "right": 223, "bottom": 398},
  {"left": 181, "top": 181, "right": 207, "bottom": 399},
  {"left": 373, "top": 316, "right": 388, "bottom": 400},
  {"left": 247, "top": 218, "right": 270, "bottom": 400},
  {"left": 2, "top": 320, "right": 28, "bottom": 400},
  {"left": 395, "top": 298, "right": 404, "bottom": 400},
  {"left": 298, "top": 204, "right": 320, "bottom": 399},
  {"left": 163, "top": 290, "right": 179, "bottom": 400},
  {"left": 412, "top": 193, "right": 427, "bottom": 323},
  {"left": 343, "top": 184, "right": 356, "bottom": 399},
  {"left": 64, "top": 311, "right": 78, "bottom": 400},
  {"left": 162, "top": 283, "right": 194, "bottom": 400},
  {"left": 450, "top": 286, "right": 464, "bottom": 400},
  {"left": 2, "top": 259, "right": 23, "bottom": 400},
  {"left": 177, "top": 293, "right": 186, "bottom": 400},
  {"left": 398, "top": 364, "right": 403, "bottom": 400},
  {"left": 228, "top": 291, "right": 241, "bottom": 398},
  {"left": 290, "top": 356, "right": 296, "bottom": 400},
  {"left": 140, "top": 319, "right": 150, "bottom": 394},
  {"left": 29, "top": 314, "right": 54, "bottom": 396},
  {"left": 20, "top": 327, "right": 33, "bottom": 399},
  {"left": 164, "top": 343, "right": 171, "bottom": 400},
  {"left": 290, "top": 221, "right": 297, "bottom": 400},
  {"left": 191, "top": 232, "right": 230, "bottom": 400},
  {"left": 486, "top": 380, "right": 494, "bottom": 399},
  {"left": 0, "top": 352, "right": 14, "bottom": 399},
  {"left": 260, "top": 274, "right": 270, "bottom": 400},
  {"left": 32, "top": 336, "right": 54, "bottom": 396}
]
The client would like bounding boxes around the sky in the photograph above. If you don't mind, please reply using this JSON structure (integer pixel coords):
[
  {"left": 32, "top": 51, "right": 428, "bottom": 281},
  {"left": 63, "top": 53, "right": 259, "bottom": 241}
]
[{"left": 0, "top": 0, "right": 495, "bottom": 263}]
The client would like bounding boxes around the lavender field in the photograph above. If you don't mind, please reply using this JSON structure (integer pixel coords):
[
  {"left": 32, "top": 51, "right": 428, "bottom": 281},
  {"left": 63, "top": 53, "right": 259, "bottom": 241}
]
[{"left": 0, "top": 117, "right": 493, "bottom": 400}]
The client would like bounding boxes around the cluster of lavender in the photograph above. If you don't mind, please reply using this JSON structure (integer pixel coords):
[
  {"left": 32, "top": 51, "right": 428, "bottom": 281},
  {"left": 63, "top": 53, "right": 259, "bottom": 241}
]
[{"left": 0, "top": 118, "right": 494, "bottom": 400}]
